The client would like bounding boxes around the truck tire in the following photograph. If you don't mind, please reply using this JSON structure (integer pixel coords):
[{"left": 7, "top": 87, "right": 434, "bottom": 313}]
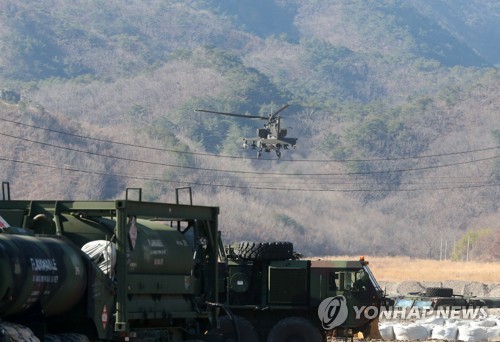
[
  {"left": 0, "top": 322, "right": 39, "bottom": 342},
  {"left": 237, "top": 241, "right": 293, "bottom": 261},
  {"left": 267, "top": 317, "right": 322, "bottom": 342},
  {"left": 215, "top": 315, "right": 259, "bottom": 342},
  {"left": 45, "top": 333, "right": 89, "bottom": 342},
  {"left": 425, "top": 287, "right": 453, "bottom": 297}
]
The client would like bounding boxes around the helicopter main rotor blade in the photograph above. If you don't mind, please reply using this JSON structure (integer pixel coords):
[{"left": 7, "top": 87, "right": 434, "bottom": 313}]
[
  {"left": 194, "top": 109, "right": 266, "bottom": 120},
  {"left": 271, "top": 104, "right": 289, "bottom": 117}
]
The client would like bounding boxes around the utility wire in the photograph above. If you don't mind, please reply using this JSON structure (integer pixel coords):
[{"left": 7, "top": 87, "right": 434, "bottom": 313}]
[
  {"left": 1, "top": 131, "right": 499, "bottom": 177},
  {"left": 1, "top": 115, "right": 499, "bottom": 162},
  {"left": 9, "top": 161, "right": 490, "bottom": 189},
  {"left": 1, "top": 157, "right": 498, "bottom": 192}
]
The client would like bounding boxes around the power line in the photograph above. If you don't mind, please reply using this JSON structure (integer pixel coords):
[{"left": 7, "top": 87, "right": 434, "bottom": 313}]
[
  {"left": 1, "top": 131, "right": 499, "bottom": 177},
  {"left": 0, "top": 116, "right": 250, "bottom": 159},
  {"left": 1, "top": 115, "right": 499, "bottom": 162},
  {"left": 9, "top": 159, "right": 491, "bottom": 189},
  {"left": 1, "top": 157, "right": 498, "bottom": 192}
]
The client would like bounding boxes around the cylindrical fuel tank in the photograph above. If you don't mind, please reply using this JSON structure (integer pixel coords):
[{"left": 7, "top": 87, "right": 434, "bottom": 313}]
[
  {"left": 0, "top": 234, "right": 87, "bottom": 318},
  {"left": 59, "top": 216, "right": 194, "bottom": 275},
  {"left": 126, "top": 219, "right": 193, "bottom": 275}
]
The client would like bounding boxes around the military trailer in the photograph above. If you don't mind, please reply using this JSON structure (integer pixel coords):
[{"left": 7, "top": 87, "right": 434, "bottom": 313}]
[
  {"left": 219, "top": 242, "right": 384, "bottom": 342},
  {"left": 391, "top": 287, "right": 500, "bottom": 310},
  {"left": 0, "top": 185, "right": 223, "bottom": 341}
]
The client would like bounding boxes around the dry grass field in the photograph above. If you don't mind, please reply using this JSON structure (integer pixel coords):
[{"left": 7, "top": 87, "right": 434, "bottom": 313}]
[{"left": 324, "top": 256, "right": 500, "bottom": 283}]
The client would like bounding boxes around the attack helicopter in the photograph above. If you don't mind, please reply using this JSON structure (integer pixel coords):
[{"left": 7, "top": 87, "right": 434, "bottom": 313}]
[{"left": 195, "top": 104, "right": 297, "bottom": 159}]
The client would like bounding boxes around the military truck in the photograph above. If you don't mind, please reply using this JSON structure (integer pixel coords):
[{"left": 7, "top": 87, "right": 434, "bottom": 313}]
[
  {"left": 0, "top": 185, "right": 223, "bottom": 341},
  {"left": 391, "top": 287, "right": 500, "bottom": 310},
  {"left": 219, "top": 242, "right": 385, "bottom": 342},
  {"left": 0, "top": 183, "right": 384, "bottom": 341}
]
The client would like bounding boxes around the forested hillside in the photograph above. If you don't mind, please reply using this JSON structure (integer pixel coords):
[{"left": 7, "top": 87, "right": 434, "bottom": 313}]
[{"left": 0, "top": 0, "right": 498, "bottom": 260}]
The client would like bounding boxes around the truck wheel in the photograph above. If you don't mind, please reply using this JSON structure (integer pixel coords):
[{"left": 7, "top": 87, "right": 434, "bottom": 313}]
[
  {"left": 425, "top": 287, "right": 453, "bottom": 297},
  {"left": 215, "top": 315, "right": 259, "bottom": 342},
  {"left": 58, "top": 333, "right": 90, "bottom": 341},
  {"left": 45, "top": 333, "right": 89, "bottom": 341},
  {"left": 267, "top": 317, "right": 322, "bottom": 342},
  {"left": 0, "top": 322, "right": 39, "bottom": 341},
  {"left": 237, "top": 241, "right": 293, "bottom": 261}
]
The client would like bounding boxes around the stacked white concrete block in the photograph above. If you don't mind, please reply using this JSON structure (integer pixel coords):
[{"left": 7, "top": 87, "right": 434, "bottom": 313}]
[{"left": 379, "top": 315, "right": 500, "bottom": 341}]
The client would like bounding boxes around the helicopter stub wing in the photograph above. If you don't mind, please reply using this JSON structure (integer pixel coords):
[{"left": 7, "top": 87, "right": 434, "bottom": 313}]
[
  {"left": 259, "top": 137, "right": 297, "bottom": 147},
  {"left": 242, "top": 137, "right": 297, "bottom": 149},
  {"left": 262, "top": 137, "right": 297, "bottom": 144}
]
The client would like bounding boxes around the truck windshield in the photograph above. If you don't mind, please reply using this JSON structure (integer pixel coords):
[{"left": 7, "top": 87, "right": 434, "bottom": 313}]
[
  {"left": 363, "top": 265, "right": 383, "bottom": 292},
  {"left": 337, "top": 269, "right": 369, "bottom": 291}
]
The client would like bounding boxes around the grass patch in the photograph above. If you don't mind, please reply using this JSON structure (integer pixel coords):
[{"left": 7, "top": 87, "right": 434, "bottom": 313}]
[{"left": 322, "top": 256, "right": 500, "bottom": 283}]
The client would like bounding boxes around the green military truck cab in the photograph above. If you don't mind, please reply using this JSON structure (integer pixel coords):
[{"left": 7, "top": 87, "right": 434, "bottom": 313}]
[{"left": 220, "top": 242, "right": 384, "bottom": 342}]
